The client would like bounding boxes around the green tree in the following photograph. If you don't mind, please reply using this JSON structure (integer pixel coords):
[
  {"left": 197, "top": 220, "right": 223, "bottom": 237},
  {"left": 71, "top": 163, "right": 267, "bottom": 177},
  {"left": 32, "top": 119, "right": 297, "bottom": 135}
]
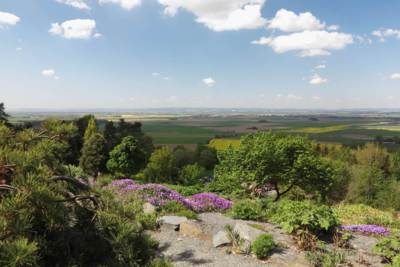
[
  {"left": 214, "top": 132, "right": 334, "bottom": 201},
  {"left": 346, "top": 166, "right": 385, "bottom": 206},
  {"left": 178, "top": 163, "right": 206, "bottom": 185},
  {"left": 79, "top": 133, "right": 107, "bottom": 178},
  {"left": 104, "top": 120, "right": 117, "bottom": 151},
  {"left": 0, "top": 103, "right": 9, "bottom": 124},
  {"left": 197, "top": 145, "right": 218, "bottom": 170},
  {"left": 143, "top": 146, "right": 178, "bottom": 183},
  {"left": 173, "top": 146, "right": 197, "bottom": 168},
  {"left": 354, "top": 143, "right": 390, "bottom": 173},
  {"left": 107, "top": 136, "right": 146, "bottom": 177},
  {"left": 83, "top": 116, "right": 98, "bottom": 141}
]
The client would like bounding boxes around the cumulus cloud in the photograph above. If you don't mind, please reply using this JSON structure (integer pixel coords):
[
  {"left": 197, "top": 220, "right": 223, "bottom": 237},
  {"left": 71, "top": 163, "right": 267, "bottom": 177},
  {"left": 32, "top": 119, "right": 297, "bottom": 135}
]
[
  {"left": 0, "top": 11, "right": 20, "bottom": 28},
  {"left": 390, "top": 73, "right": 400, "bottom": 80},
  {"left": 372, "top": 28, "right": 400, "bottom": 42},
  {"left": 158, "top": 0, "right": 267, "bottom": 32},
  {"left": 49, "top": 19, "right": 99, "bottom": 39},
  {"left": 309, "top": 74, "right": 328, "bottom": 85},
  {"left": 56, "top": 0, "right": 90, "bottom": 10},
  {"left": 253, "top": 30, "right": 353, "bottom": 57},
  {"left": 99, "top": 0, "right": 141, "bottom": 10},
  {"left": 203, "top": 77, "right": 216, "bottom": 87},
  {"left": 268, "top": 9, "right": 325, "bottom": 32},
  {"left": 327, "top": 25, "right": 339, "bottom": 31}
]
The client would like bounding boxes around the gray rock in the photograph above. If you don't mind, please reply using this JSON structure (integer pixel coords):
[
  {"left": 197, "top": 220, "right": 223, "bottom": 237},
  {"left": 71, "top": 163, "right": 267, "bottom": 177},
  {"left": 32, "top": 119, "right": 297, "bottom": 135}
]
[
  {"left": 233, "top": 222, "right": 265, "bottom": 243},
  {"left": 158, "top": 216, "right": 188, "bottom": 230},
  {"left": 143, "top": 203, "right": 156, "bottom": 214},
  {"left": 213, "top": 230, "right": 231, "bottom": 247},
  {"left": 180, "top": 221, "right": 210, "bottom": 240},
  {"left": 349, "top": 234, "right": 379, "bottom": 252}
]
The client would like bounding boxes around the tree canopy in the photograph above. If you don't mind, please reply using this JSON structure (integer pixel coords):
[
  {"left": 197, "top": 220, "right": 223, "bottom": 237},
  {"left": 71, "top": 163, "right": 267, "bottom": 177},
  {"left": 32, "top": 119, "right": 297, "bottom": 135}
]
[{"left": 214, "top": 132, "right": 334, "bottom": 201}]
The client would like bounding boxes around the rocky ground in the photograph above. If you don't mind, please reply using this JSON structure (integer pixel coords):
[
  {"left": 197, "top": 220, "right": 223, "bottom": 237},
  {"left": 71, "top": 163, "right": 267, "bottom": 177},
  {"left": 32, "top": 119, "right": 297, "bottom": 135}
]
[{"left": 149, "top": 212, "right": 384, "bottom": 267}]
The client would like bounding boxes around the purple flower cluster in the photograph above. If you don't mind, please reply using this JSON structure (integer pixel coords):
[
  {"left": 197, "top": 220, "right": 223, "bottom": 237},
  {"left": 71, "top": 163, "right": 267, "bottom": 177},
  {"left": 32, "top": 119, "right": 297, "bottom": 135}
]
[
  {"left": 108, "top": 179, "right": 233, "bottom": 212},
  {"left": 340, "top": 225, "right": 390, "bottom": 236},
  {"left": 187, "top": 193, "right": 233, "bottom": 212}
]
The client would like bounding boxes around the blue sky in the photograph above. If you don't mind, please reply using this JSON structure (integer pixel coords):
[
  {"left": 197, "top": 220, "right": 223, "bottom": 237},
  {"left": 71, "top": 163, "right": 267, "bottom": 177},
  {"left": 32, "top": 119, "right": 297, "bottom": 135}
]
[{"left": 0, "top": 0, "right": 400, "bottom": 110}]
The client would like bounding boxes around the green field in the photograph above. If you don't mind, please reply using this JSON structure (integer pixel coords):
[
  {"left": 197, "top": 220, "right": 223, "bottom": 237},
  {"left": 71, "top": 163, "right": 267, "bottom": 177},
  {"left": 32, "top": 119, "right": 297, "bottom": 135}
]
[{"left": 9, "top": 112, "right": 400, "bottom": 149}]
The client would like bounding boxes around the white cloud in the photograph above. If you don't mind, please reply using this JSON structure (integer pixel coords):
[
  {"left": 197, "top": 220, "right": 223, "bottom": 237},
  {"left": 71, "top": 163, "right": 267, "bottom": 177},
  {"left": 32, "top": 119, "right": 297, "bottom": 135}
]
[
  {"left": 16, "top": 47, "right": 22, "bottom": 52},
  {"left": 315, "top": 64, "right": 326, "bottom": 69},
  {"left": 309, "top": 74, "right": 328, "bottom": 85},
  {"left": 327, "top": 25, "right": 339, "bottom": 31},
  {"left": 49, "top": 19, "right": 98, "bottom": 39},
  {"left": 158, "top": 0, "right": 267, "bottom": 32},
  {"left": 372, "top": 28, "right": 400, "bottom": 42},
  {"left": 268, "top": 9, "right": 325, "bottom": 32},
  {"left": 42, "top": 69, "right": 55, "bottom": 77},
  {"left": 253, "top": 30, "right": 353, "bottom": 57},
  {"left": 0, "top": 11, "right": 20, "bottom": 28},
  {"left": 56, "top": 0, "right": 90, "bottom": 10},
  {"left": 203, "top": 77, "right": 216, "bottom": 87},
  {"left": 152, "top": 72, "right": 161, "bottom": 76},
  {"left": 390, "top": 73, "right": 400, "bottom": 80},
  {"left": 42, "top": 69, "right": 61, "bottom": 80},
  {"left": 311, "top": 96, "right": 321, "bottom": 101},
  {"left": 99, "top": 0, "right": 141, "bottom": 10}
]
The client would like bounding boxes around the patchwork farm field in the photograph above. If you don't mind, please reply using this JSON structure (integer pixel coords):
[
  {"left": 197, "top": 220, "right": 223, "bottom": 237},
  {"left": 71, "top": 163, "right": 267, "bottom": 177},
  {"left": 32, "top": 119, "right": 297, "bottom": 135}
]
[
  {"left": 10, "top": 112, "right": 400, "bottom": 149},
  {"left": 139, "top": 115, "right": 400, "bottom": 150}
]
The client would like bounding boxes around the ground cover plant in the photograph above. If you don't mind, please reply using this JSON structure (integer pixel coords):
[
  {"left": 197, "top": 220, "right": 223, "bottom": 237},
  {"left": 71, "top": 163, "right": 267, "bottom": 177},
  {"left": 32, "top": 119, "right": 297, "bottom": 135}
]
[{"left": 108, "top": 179, "right": 233, "bottom": 212}]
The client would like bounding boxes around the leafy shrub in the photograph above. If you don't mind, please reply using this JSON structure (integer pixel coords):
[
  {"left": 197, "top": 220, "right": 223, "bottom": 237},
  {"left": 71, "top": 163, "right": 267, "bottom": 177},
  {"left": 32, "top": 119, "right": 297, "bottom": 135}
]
[
  {"left": 166, "top": 184, "right": 204, "bottom": 196},
  {"left": 333, "top": 204, "right": 400, "bottom": 230},
  {"left": 178, "top": 163, "right": 206, "bottom": 185},
  {"left": 230, "top": 199, "right": 265, "bottom": 221},
  {"left": 251, "top": 234, "right": 276, "bottom": 259},
  {"left": 270, "top": 200, "right": 339, "bottom": 235},
  {"left": 107, "top": 136, "right": 146, "bottom": 177},
  {"left": 374, "top": 235, "right": 400, "bottom": 263}
]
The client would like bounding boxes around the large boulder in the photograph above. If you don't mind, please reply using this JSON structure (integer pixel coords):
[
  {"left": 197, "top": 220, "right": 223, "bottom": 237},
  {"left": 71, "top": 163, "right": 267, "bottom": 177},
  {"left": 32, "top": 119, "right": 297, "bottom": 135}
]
[
  {"left": 180, "top": 221, "right": 210, "bottom": 240},
  {"left": 213, "top": 230, "right": 231, "bottom": 248},
  {"left": 158, "top": 216, "right": 188, "bottom": 231},
  {"left": 233, "top": 222, "right": 265, "bottom": 243}
]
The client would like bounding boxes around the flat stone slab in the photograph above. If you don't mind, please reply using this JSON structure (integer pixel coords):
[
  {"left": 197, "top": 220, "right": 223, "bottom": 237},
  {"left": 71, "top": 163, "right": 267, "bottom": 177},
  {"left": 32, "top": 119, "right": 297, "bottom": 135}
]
[
  {"left": 180, "top": 221, "right": 211, "bottom": 241},
  {"left": 213, "top": 230, "right": 231, "bottom": 248},
  {"left": 234, "top": 222, "right": 265, "bottom": 243},
  {"left": 158, "top": 216, "right": 188, "bottom": 230}
]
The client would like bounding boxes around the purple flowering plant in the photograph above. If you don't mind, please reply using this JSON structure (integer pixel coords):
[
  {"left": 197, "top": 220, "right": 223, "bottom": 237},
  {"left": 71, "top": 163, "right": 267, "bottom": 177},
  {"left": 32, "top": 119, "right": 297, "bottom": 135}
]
[
  {"left": 108, "top": 179, "right": 233, "bottom": 212},
  {"left": 340, "top": 224, "right": 390, "bottom": 236}
]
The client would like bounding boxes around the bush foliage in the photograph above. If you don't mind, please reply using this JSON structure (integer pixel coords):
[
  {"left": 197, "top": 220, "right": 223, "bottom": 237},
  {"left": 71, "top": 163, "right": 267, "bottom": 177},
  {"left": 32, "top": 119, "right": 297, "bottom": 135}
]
[{"left": 251, "top": 234, "right": 276, "bottom": 259}]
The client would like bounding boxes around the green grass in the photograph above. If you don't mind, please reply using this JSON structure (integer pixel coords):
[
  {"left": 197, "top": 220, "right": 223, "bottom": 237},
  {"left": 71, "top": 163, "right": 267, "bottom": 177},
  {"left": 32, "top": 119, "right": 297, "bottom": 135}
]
[{"left": 142, "top": 122, "right": 222, "bottom": 144}]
